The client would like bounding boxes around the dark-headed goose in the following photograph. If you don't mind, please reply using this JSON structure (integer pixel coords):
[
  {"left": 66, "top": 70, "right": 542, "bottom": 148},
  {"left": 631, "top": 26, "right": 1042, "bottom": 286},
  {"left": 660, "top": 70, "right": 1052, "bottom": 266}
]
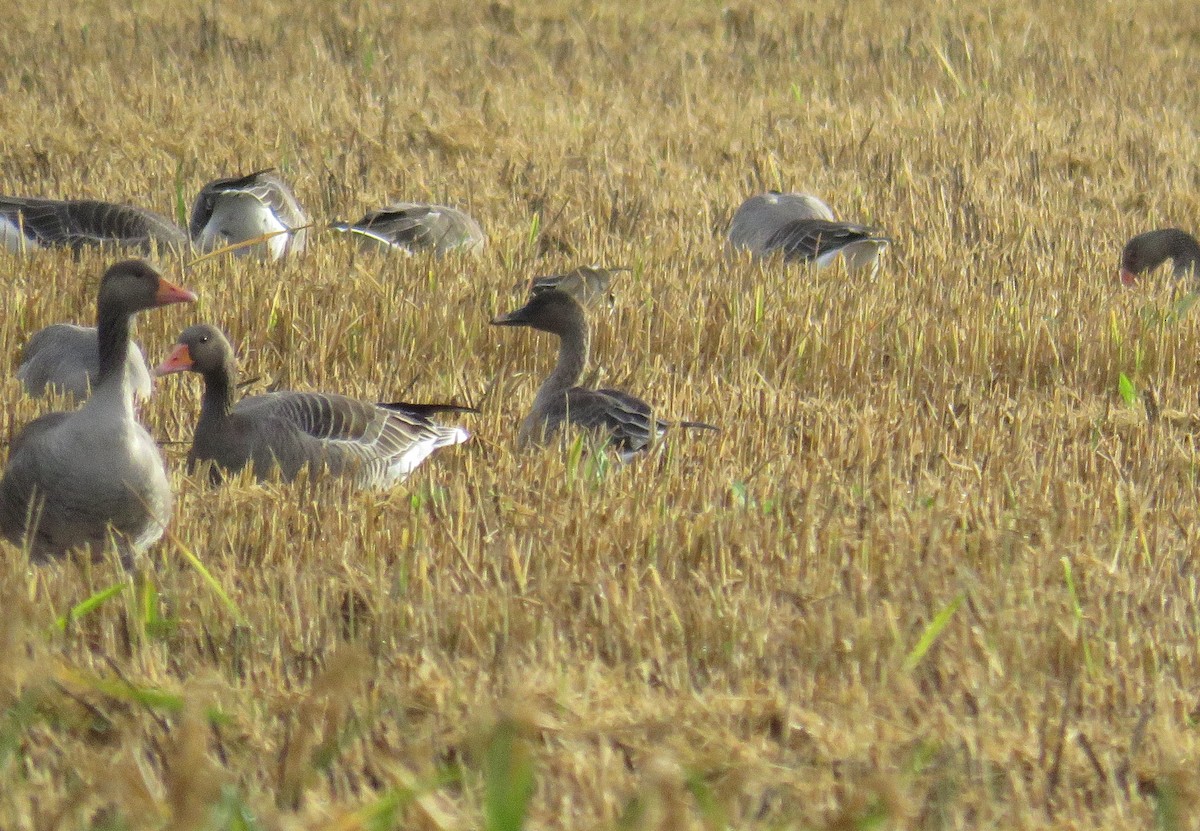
[
  {"left": 0, "top": 260, "right": 196, "bottom": 564},
  {"left": 18, "top": 323, "right": 152, "bottom": 402},
  {"left": 728, "top": 192, "right": 889, "bottom": 274},
  {"left": 189, "top": 169, "right": 308, "bottom": 260},
  {"left": 1119, "top": 229, "right": 1200, "bottom": 285},
  {"left": 490, "top": 290, "right": 715, "bottom": 461},
  {"left": 331, "top": 201, "right": 485, "bottom": 255},
  {"left": 0, "top": 196, "right": 188, "bottom": 254},
  {"left": 154, "top": 324, "right": 470, "bottom": 487}
]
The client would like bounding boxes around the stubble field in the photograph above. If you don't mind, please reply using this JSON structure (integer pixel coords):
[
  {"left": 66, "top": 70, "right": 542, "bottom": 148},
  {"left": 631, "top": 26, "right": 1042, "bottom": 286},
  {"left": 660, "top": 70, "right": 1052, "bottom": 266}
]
[{"left": 2, "top": 1, "right": 1200, "bottom": 828}]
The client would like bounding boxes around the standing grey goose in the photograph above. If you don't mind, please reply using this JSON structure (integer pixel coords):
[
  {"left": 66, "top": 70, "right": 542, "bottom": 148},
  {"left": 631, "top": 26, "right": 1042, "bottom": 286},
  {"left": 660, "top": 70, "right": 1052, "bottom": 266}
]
[
  {"left": 17, "top": 323, "right": 153, "bottom": 402},
  {"left": 490, "top": 290, "right": 716, "bottom": 461},
  {"left": 189, "top": 169, "right": 309, "bottom": 260},
  {"left": 0, "top": 196, "right": 189, "bottom": 254},
  {"left": 728, "top": 191, "right": 889, "bottom": 274},
  {"left": 1119, "top": 229, "right": 1200, "bottom": 285},
  {"left": 331, "top": 201, "right": 485, "bottom": 255},
  {"left": 153, "top": 324, "right": 471, "bottom": 487},
  {"left": 0, "top": 260, "right": 196, "bottom": 565}
]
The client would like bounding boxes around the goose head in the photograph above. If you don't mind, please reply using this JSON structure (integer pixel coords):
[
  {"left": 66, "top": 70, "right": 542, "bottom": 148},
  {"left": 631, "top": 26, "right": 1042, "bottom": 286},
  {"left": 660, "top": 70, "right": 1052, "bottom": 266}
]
[
  {"left": 100, "top": 259, "right": 196, "bottom": 314},
  {"left": 490, "top": 289, "right": 586, "bottom": 336},
  {"left": 153, "top": 323, "right": 234, "bottom": 377}
]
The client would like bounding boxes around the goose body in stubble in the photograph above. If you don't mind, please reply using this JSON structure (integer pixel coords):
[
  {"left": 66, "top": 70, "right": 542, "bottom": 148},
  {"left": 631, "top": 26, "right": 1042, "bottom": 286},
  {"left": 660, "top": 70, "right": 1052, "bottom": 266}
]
[
  {"left": 189, "top": 169, "right": 309, "bottom": 260},
  {"left": 18, "top": 323, "right": 153, "bottom": 402},
  {"left": 1118, "top": 229, "right": 1200, "bottom": 285},
  {"left": 728, "top": 192, "right": 890, "bottom": 274},
  {"left": 0, "top": 260, "right": 195, "bottom": 564},
  {"left": 490, "top": 289, "right": 716, "bottom": 461},
  {"left": 154, "top": 324, "right": 470, "bottom": 487},
  {"left": 0, "top": 195, "right": 188, "bottom": 254},
  {"left": 331, "top": 201, "right": 485, "bottom": 255}
]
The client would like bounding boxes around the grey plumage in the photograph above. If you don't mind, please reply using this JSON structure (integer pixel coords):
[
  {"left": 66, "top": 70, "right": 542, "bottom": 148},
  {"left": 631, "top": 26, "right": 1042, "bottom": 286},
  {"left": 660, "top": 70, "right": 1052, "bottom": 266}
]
[
  {"left": 17, "top": 323, "right": 153, "bottom": 402},
  {"left": 331, "top": 201, "right": 485, "bottom": 255},
  {"left": 728, "top": 192, "right": 889, "bottom": 273},
  {"left": 0, "top": 196, "right": 188, "bottom": 254},
  {"left": 0, "top": 260, "right": 196, "bottom": 565},
  {"left": 189, "top": 169, "right": 309, "bottom": 260},
  {"left": 528, "top": 266, "right": 628, "bottom": 308},
  {"left": 1119, "top": 228, "right": 1200, "bottom": 284},
  {"left": 154, "top": 324, "right": 470, "bottom": 488},
  {"left": 490, "top": 290, "right": 716, "bottom": 461}
]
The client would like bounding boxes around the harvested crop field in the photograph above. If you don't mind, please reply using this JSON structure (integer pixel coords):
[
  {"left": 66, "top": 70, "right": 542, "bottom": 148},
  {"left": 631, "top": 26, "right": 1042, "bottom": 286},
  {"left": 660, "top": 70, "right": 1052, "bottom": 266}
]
[{"left": 2, "top": 1, "right": 1200, "bottom": 828}]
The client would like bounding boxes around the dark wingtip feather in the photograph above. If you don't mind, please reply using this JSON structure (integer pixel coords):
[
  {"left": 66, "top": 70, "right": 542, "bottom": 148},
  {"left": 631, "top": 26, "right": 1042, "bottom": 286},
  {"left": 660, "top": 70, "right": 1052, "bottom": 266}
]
[{"left": 377, "top": 401, "right": 480, "bottom": 416}]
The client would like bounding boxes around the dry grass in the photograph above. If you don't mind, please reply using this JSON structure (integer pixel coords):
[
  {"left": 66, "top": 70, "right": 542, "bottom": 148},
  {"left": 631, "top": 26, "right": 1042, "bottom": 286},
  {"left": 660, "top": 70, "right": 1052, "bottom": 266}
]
[{"left": 2, "top": 0, "right": 1200, "bottom": 828}]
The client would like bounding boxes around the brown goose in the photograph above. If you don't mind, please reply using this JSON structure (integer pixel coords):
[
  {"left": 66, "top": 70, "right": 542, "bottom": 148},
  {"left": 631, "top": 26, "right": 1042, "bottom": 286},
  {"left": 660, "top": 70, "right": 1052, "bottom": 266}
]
[
  {"left": 728, "top": 192, "right": 889, "bottom": 273},
  {"left": 0, "top": 196, "right": 188, "bottom": 254},
  {"left": 18, "top": 323, "right": 153, "bottom": 402},
  {"left": 153, "top": 324, "right": 471, "bottom": 487},
  {"left": 490, "top": 290, "right": 715, "bottom": 461},
  {"left": 1119, "top": 229, "right": 1200, "bottom": 284},
  {"left": 527, "top": 265, "right": 628, "bottom": 308},
  {"left": 189, "top": 169, "right": 309, "bottom": 260},
  {"left": 0, "top": 260, "right": 196, "bottom": 565},
  {"left": 331, "top": 201, "right": 485, "bottom": 255}
]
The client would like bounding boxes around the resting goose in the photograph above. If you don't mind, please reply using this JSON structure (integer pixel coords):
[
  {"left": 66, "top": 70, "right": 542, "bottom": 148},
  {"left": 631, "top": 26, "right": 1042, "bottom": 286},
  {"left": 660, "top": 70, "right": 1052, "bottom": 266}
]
[
  {"left": 189, "top": 169, "right": 309, "bottom": 260},
  {"left": 0, "top": 196, "right": 188, "bottom": 254},
  {"left": 527, "top": 265, "right": 628, "bottom": 308},
  {"left": 0, "top": 260, "right": 196, "bottom": 564},
  {"left": 17, "top": 323, "right": 153, "bottom": 402},
  {"left": 154, "top": 324, "right": 471, "bottom": 487},
  {"left": 1119, "top": 229, "right": 1200, "bottom": 284},
  {"left": 728, "top": 192, "right": 889, "bottom": 273},
  {"left": 331, "top": 201, "right": 485, "bottom": 255},
  {"left": 490, "top": 290, "right": 716, "bottom": 461}
]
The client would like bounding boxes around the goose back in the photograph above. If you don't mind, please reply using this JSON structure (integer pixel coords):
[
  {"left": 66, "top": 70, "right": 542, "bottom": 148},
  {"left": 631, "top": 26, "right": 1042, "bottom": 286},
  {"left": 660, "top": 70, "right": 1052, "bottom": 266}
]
[
  {"left": 18, "top": 323, "right": 152, "bottom": 401},
  {"left": 0, "top": 196, "right": 188, "bottom": 254},
  {"left": 190, "top": 169, "right": 309, "bottom": 259},
  {"left": 332, "top": 201, "right": 485, "bottom": 255}
]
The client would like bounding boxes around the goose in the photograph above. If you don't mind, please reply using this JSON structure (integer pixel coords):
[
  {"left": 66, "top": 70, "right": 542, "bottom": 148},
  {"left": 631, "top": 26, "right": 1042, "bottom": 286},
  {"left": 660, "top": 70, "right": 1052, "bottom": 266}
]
[
  {"left": 1119, "top": 229, "right": 1200, "bottom": 285},
  {"left": 0, "top": 260, "right": 196, "bottom": 565},
  {"left": 526, "top": 265, "right": 628, "bottom": 308},
  {"left": 331, "top": 201, "right": 485, "bottom": 255},
  {"left": 153, "top": 324, "right": 471, "bottom": 487},
  {"left": 728, "top": 192, "right": 889, "bottom": 273},
  {"left": 0, "top": 196, "right": 188, "bottom": 254},
  {"left": 189, "top": 169, "right": 308, "bottom": 260},
  {"left": 17, "top": 323, "right": 153, "bottom": 402},
  {"left": 490, "top": 290, "right": 716, "bottom": 461}
]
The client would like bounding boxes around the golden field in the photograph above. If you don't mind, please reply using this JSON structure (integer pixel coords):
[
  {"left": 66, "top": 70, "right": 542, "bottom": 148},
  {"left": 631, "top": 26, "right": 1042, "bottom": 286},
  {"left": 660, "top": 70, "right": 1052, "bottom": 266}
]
[{"left": 2, "top": 0, "right": 1200, "bottom": 828}]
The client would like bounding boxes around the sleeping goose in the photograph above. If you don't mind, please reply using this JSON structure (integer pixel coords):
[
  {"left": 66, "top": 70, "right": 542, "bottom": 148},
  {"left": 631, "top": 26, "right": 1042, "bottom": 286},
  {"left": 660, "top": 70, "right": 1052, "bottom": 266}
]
[
  {"left": 0, "top": 260, "right": 196, "bottom": 565},
  {"left": 0, "top": 196, "right": 189, "bottom": 254},
  {"left": 1119, "top": 229, "right": 1200, "bottom": 284},
  {"left": 17, "top": 323, "right": 153, "bottom": 402},
  {"left": 189, "top": 169, "right": 309, "bottom": 260},
  {"left": 331, "top": 201, "right": 485, "bottom": 255},
  {"left": 153, "top": 324, "right": 471, "bottom": 487},
  {"left": 490, "top": 290, "right": 716, "bottom": 461},
  {"left": 728, "top": 192, "right": 889, "bottom": 273}
]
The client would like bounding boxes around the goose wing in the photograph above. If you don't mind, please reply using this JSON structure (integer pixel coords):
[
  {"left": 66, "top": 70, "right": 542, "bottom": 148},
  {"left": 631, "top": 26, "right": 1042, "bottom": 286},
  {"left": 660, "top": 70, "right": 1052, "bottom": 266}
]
[
  {"left": 336, "top": 202, "right": 484, "bottom": 254},
  {"left": 0, "top": 196, "right": 187, "bottom": 252},
  {"left": 764, "top": 218, "right": 886, "bottom": 263}
]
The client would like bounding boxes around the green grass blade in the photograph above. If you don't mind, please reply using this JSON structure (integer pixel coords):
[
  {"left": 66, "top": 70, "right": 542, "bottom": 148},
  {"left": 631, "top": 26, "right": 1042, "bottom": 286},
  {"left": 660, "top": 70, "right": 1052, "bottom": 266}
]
[
  {"left": 904, "top": 594, "right": 963, "bottom": 671},
  {"left": 55, "top": 583, "right": 126, "bottom": 631}
]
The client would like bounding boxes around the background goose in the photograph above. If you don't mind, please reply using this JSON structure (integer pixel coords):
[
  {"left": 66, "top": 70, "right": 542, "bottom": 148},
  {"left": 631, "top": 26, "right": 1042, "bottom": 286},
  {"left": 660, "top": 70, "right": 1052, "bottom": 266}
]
[
  {"left": 189, "top": 169, "right": 309, "bottom": 260},
  {"left": 0, "top": 196, "right": 188, "bottom": 254},
  {"left": 728, "top": 191, "right": 889, "bottom": 273},
  {"left": 491, "top": 290, "right": 716, "bottom": 461},
  {"left": 17, "top": 323, "right": 152, "bottom": 402},
  {"left": 331, "top": 201, "right": 485, "bottom": 255},
  {"left": 154, "top": 324, "right": 470, "bottom": 488},
  {"left": 0, "top": 260, "right": 195, "bottom": 565},
  {"left": 1119, "top": 229, "right": 1200, "bottom": 284},
  {"left": 527, "top": 265, "right": 628, "bottom": 308}
]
